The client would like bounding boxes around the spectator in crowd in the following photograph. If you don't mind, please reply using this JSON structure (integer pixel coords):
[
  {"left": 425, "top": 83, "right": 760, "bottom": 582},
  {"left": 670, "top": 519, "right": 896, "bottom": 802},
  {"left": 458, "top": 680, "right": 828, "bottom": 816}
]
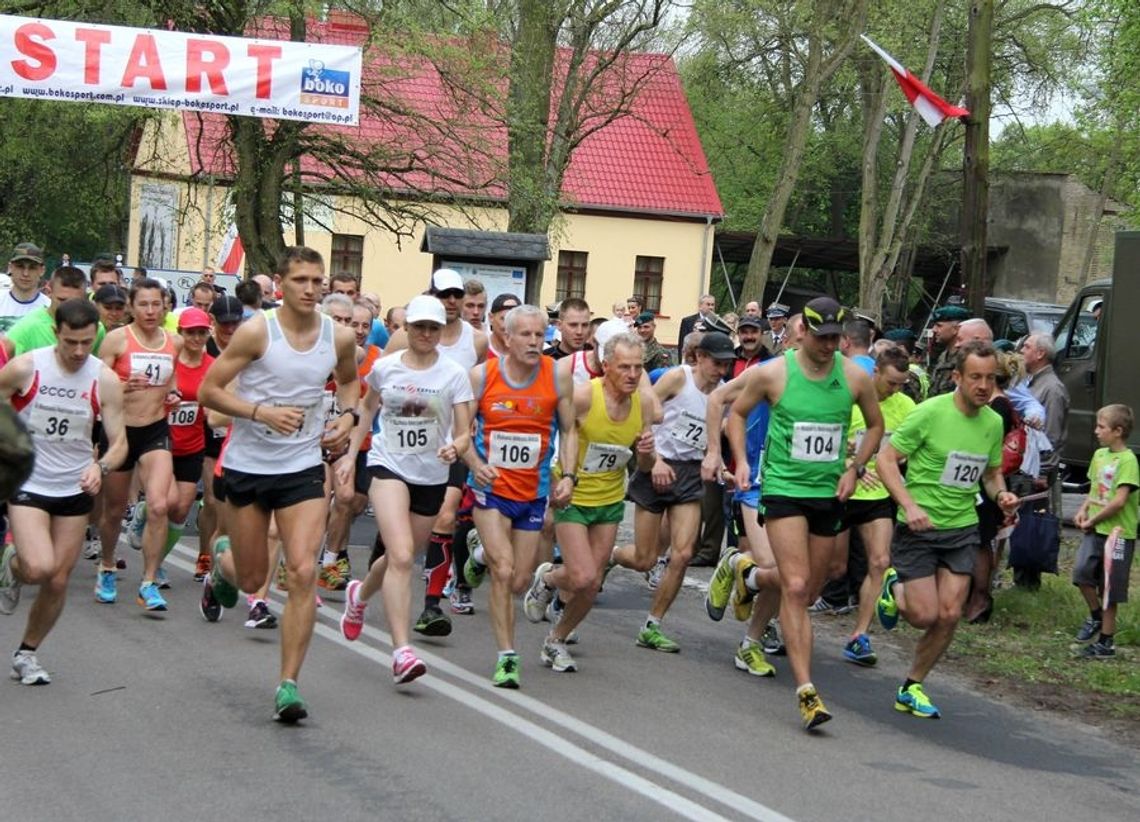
[
  {"left": 632, "top": 311, "right": 673, "bottom": 372},
  {"left": 462, "top": 280, "right": 487, "bottom": 331},
  {"left": 1019, "top": 332, "right": 1070, "bottom": 590},
  {"left": 677, "top": 293, "right": 716, "bottom": 352},
  {"left": 760, "top": 303, "right": 790, "bottom": 356},
  {"left": 743, "top": 301, "right": 761, "bottom": 318}
]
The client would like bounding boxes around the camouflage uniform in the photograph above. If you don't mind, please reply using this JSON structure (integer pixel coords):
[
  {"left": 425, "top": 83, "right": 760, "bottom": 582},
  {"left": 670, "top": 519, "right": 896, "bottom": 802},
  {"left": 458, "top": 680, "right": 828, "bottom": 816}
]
[
  {"left": 927, "top": 348, "right": 956, "bottom": 397},
  {"left": 642, "top": 337, "right": 674, "bottom": 371}
]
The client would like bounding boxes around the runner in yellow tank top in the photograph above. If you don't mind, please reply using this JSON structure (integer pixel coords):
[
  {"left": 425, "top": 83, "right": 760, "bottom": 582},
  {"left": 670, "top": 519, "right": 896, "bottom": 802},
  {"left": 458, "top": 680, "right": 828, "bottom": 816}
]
[{"left": 521, "top": 332, "right": 656, "bottom": 673}]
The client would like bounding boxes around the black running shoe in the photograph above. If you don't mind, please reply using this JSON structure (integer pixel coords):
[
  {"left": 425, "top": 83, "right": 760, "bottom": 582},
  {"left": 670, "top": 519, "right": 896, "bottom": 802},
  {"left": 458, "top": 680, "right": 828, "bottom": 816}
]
[
  {"left": 413, "top": 604, "right": 452, "bottom": 637},
  {"left": 245, "top": 600, "right": 277, "bottom": 629}
]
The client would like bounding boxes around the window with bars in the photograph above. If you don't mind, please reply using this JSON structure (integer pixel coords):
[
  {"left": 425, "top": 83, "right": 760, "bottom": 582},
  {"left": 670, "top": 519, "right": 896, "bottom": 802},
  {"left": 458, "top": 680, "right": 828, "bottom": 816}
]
[
  {"left": 556, "top": 250, "right": 588, "bottom": 301},
  {"left": 330, "top": 234, "right": 364, "bottom": 282},
  {"left": 633, "top": 255, "right": 665, "bottom": 313}
]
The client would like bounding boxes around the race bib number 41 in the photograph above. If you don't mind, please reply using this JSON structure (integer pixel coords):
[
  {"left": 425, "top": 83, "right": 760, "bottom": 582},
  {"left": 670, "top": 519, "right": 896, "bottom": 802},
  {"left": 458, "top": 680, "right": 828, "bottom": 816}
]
[
  {"left": 489, "top": 431, "right": 542, "bottom": 469},
  {"left": 130, "top": 352, "right": 173, "bottom": 386},
  {"left": 792, "top": 422, "right": 842, "bottom": 462},
  {"left": 940, "top": 451, "right": 988, "bottom": 488}
]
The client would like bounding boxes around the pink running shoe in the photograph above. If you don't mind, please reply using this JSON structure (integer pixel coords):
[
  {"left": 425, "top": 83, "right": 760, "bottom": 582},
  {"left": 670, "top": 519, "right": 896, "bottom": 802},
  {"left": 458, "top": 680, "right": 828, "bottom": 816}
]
[
  {"left": 393, "top": 647, "right": 427, "bottom": 684},
  {"left": 340, "top": 580, "right": 367, "bottom": 641}
]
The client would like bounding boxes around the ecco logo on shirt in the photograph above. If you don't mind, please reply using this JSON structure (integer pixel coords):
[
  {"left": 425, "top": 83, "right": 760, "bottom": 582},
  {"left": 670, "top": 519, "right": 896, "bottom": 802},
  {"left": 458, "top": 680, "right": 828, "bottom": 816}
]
[{"left": 39, "top": 385, "right": 77, "bottom": 398}]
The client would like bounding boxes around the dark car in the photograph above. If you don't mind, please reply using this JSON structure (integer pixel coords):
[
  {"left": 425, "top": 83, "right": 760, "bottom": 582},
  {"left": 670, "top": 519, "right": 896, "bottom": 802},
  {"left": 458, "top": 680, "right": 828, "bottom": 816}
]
[{"left": 984, "top": 297, "right": 1066, "bottom": 343}]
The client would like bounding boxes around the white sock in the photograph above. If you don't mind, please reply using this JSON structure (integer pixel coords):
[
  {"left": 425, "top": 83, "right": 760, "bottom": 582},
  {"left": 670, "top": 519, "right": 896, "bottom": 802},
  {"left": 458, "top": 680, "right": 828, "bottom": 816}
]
[
  {"left": 796, "top": 682, "right": 815, "bottom": 696},
  {"left": 321, "top": 549, "right": 339, "bottom": 566},
  {"left": 473, "top": 544, "right": 486, "bottom": 565}
]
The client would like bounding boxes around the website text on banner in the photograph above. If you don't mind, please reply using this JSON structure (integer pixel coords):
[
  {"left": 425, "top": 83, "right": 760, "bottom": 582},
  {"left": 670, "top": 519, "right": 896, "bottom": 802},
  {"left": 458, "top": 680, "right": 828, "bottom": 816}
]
[{"left": 0, "top": 15, "right": 363, "bottom": 125}]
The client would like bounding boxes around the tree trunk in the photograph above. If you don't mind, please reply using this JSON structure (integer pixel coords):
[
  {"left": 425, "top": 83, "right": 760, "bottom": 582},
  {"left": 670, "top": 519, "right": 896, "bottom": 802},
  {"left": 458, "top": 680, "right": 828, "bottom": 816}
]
[
  {"left": 856, "top": 58, "right": 888, "bottom": 304},
  {"left": 962, "top": 0, "right": 993, "bottom": 317},
  {"left": 740, "top": 1, "right": 867, "bottom": 304},
  {"left": 1079, "top": 123, "right": 1123, "bottom": 286}
]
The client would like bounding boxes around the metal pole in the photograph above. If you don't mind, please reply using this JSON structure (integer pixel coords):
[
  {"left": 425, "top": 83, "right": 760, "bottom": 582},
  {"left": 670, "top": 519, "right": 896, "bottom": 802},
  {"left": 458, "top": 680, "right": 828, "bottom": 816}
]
[
  {"left": 716, "top": 240, "right": 737, "bottom": 310},
  {"left": 917, "top": 260, "right": 957, "bottom": 340},
  {"left": 772, "top": 249, "right": 801, "bottom": 305}
]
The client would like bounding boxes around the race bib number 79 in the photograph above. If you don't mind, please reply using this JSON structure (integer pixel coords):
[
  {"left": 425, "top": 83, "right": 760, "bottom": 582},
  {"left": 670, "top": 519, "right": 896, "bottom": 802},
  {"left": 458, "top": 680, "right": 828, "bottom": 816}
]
[
  {"left": 582, "top": 442, "right": 631, "bottom": 474},
  {"left": 939, "top": 451, "right": 988, "bottom": 489}
]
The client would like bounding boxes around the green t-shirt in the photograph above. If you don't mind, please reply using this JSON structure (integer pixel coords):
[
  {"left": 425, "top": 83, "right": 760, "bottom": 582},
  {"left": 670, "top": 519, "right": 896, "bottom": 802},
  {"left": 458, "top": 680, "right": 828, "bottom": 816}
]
[
  {"left": 1086, "top": 447, "right": 1140, "bottom": 539},
  {"left": 849, "top": 389, "right": 916, "bottom": 501},
  {"left": 889, "top": 392, "right": 1003, "bottom": 529},
  {"left": 7, "top": 307, "right": 106, "bottom": 356}
]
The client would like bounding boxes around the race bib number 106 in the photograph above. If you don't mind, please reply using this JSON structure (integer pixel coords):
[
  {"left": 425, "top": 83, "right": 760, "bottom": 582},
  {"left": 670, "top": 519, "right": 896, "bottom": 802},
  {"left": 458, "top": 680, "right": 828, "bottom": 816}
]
[{"left": 489, "top": 431, "right": 542, "bottom": 469}]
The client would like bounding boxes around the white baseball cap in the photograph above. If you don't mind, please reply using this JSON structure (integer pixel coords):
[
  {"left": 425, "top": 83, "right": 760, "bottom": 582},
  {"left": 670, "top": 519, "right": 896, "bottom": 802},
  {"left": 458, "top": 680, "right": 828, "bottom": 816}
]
[
  {"left": 430, "top": 268, "right": 464, "bottom": 293},
  {"left": 404, "top": 294, "right": 447, "bottom": 326},
  {"left": 593, "top": 318, "right": 631, "bottom": 361}
]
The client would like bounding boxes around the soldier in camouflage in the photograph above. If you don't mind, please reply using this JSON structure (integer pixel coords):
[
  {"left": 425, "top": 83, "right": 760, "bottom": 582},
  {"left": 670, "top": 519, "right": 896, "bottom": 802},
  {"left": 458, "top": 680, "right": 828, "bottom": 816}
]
[
  {"left": 633, "top": 311, "right": 674, "bottom": 371},
  {"left": 925, "top": 305, "right": 971, "bottom": 397}
]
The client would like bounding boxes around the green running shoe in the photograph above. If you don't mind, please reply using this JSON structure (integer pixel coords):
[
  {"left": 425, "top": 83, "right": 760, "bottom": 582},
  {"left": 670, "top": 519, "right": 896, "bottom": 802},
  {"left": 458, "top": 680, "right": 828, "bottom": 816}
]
[
  {"left": 734, "top": 640, "right": 775, "bottom": 677},
  {"left": 895, "top": 682, "right": 940, "bottom": 718},
  {"left": 877, "top": 567, "right": 899, "bottom": 631},
  {"left": 705, "top": 549, "right": 737, "bottom": 622},
  {"left": 636, "top": 622, "right": 680, "bottom": 653},
  {"left": 274, "top": 680, "right": 308, "bottom": 723},
  {"left": 492, "top": 653, "right": 520, "bottom": 689},
  {"left": 210, "top": 537, "right": 240, "bottom": 609},
  {"left": 463, "top": 556, "right": 487, "bottom": 589},
  {"left": 731, "top": 554, "right": 758, "bottom": 622}
]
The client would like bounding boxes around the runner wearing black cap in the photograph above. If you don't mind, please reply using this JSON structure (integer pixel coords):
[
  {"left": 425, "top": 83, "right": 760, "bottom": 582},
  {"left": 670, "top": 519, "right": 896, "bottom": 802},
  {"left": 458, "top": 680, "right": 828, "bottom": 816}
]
[
  {"left": 610, "top": 331, "right": 735, "bottom": 652},
  {"left": 714, "top": 296, "right": 883, "bottom": 730}
]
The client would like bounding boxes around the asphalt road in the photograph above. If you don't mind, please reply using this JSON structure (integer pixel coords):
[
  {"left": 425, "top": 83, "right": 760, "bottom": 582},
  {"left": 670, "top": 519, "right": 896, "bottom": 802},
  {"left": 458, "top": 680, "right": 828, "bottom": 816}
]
[{"left": 2, "top": 525, "right": 1138, "bottom": 822}]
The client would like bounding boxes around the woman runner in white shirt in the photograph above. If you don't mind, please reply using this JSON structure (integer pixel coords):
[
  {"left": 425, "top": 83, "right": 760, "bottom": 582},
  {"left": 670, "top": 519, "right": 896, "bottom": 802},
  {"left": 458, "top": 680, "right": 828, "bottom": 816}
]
[{"left": 335, "top": 295, "right": 474, "bottom": 683}]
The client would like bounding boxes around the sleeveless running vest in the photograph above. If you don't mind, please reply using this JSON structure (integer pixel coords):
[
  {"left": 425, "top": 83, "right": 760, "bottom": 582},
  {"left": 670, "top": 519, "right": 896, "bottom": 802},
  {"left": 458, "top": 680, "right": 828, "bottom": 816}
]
[
  {"left": 762, "top": 351, "right": 852, "bottom": 499},
  {"left": 438, "top": 319, "right": 478, "bottom": 370},
  {"left": 13, "top": 347, "right": 102, "bottom": 497},
  {"left": 574, "top": 378, "right": 642, "bottom": 506},
  {"left": 570, "top": 350, "right": 602, "bottom": 386},
  {"left": 655, "top": 365, "right": 710, "bottom": 462},
  {"left": 113, "top": 326, "right": 176, "bottom": 388},
  {"left": 472, "top": 356, "right": 560, "bottom": 501},
  {"left": 169, "top": 354, "right": 214, "bottom": 457},
  {"left": 225, "top": 310, "right": 337, "bottom": 475}
]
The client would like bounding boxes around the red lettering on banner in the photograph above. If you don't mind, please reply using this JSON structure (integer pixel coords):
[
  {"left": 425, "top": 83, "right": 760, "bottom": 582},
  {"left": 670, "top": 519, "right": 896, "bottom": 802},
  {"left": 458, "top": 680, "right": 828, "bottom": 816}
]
[
  {"left": 120, "top": 34, "right": 167, "bottom": 90},
  {"left": 11, "top": 23, "right": 57, "bottom": 81},
  {"left": 247, "top": 44, "right": 282, "bottom": 100},
  {"left": 185, "top": 39, "right": 229, "bottom": 95},
  {"left": 74, "top": 28, "right": 112, "bottom": 85}
]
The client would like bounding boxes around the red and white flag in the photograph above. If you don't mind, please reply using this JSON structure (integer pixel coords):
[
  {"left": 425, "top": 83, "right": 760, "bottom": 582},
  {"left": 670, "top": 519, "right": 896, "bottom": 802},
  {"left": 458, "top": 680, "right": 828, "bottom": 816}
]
[
  {"left": 215, "top": 223, "right": 244, "bottom": 275},
  {"left": 861, "top": 35, "right": 969, "bottom": 128}
]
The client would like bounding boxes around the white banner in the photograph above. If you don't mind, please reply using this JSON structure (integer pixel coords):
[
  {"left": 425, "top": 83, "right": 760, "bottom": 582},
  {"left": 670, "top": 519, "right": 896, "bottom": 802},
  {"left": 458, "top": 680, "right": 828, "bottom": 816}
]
[{"left": 0, "top": 15, "right": 362, "bottom": 125}]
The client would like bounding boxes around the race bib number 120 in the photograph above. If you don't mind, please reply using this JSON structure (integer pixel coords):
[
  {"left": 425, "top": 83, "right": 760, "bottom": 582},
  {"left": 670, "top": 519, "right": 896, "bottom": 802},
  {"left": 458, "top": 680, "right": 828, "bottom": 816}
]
[{"left": 940, "top": 451, "right": 988, "bottom": 489}]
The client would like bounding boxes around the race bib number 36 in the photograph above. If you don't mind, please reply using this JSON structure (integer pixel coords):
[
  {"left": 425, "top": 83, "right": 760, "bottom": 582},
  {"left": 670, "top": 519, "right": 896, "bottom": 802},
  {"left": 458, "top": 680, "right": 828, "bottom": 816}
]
[
  {"left": 582, "top": 442, "right": 631, "bottom": 474},
  {"left": 489, "top": 431, "right": 542, "bottom": 469},
  {"left": 30, "top": 402, "right": 85, "bottom": 442},
  {"left": 940, "top": 451, "right": 988, "bottom": 489},
  {"left": 792, "top": 422, "right": 842, "bottom": 462}
]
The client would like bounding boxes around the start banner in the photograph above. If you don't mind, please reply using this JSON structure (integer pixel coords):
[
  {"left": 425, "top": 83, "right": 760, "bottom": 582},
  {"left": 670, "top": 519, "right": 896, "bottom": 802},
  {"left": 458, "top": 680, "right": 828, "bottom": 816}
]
[{"left": 0, "top": 15, "right": 362, "bottom": 125}]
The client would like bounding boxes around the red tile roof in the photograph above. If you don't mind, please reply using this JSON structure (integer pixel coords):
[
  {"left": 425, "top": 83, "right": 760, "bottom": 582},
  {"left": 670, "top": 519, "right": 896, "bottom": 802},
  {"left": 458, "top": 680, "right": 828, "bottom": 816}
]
[{"left": 180, "top": 18, "right": 723, "bottom": 219}]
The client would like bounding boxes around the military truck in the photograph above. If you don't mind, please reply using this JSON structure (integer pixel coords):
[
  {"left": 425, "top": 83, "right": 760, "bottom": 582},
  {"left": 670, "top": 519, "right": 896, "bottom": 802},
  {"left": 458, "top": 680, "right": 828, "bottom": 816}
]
[{"left": 1052, "top": 231, "right": 1140, "bottom": 473}]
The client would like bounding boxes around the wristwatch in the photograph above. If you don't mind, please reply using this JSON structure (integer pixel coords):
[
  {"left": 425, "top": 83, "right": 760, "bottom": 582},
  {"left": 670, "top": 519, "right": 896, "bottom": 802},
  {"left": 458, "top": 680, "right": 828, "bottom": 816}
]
[
  {"left": 853, "top": 464, "right": 866, "bottom": 479},
  {"left": 99, "top": 460, "right": 111, "bottom": 476},
  {"left": 563, "top": 472, "right": 579, "bottom": 487},
  {"left": 340, "top": 408, "right": 361, "bottom": 426}
]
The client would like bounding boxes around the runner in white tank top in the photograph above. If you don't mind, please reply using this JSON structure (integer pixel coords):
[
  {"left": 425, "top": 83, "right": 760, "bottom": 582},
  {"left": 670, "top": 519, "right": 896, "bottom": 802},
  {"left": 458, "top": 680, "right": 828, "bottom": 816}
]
[
  {"left": 0, "top": 298, "right": 128, "bottom": 685},
  {"left": 335, "top": 295, "right": 475, "bottom": 684},
  {"left": 199, "top": 247, "right": 360, "bottom": 724},
  {"left": 611, "top": 332, "right": 736, "bottom": 652}
]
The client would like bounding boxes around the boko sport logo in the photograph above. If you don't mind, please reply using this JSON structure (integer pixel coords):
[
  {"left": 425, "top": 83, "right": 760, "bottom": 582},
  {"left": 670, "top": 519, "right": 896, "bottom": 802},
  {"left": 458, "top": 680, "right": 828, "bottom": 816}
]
[{"left": 300, "top": 60, "right": 351, "bottom": 109}]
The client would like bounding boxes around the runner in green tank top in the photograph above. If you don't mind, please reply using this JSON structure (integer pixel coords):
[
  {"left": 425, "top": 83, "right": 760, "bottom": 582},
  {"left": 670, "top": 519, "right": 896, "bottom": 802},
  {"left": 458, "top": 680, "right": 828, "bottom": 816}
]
[{"left": 723, "top": 297, "right": 883, "bottom": 732}]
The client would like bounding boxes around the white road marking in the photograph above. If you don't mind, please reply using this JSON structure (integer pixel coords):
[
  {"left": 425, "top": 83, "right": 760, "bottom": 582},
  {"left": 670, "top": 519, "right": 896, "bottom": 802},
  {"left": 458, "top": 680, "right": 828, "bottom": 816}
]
[{"left": 168, "top": 544, "right": 792, "bottom": 822}]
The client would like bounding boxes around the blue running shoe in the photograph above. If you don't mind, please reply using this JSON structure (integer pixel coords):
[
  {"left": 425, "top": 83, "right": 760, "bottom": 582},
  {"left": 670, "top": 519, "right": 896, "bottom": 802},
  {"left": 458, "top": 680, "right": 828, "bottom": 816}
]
[
  {"left": 877, "top": 568, "right": 899, "bottom": 631},
  {"left": 842, "top": 633, "right": 877, "bottom": 666},
  {"left": 137, "top": 581, "right": 167, "bottom": 611},
  {"left": 95, "top": 568, "right": 117, "bottom": 604},
  {"left": 895, "top": 682, "right": 940, "bottom": 718}
]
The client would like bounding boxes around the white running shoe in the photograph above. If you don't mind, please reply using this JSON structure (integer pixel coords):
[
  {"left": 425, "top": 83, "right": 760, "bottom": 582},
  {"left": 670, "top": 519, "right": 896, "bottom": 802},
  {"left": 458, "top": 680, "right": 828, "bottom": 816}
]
[{"left": 11, "top": 649, "right": 50, "bottom": 685}]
